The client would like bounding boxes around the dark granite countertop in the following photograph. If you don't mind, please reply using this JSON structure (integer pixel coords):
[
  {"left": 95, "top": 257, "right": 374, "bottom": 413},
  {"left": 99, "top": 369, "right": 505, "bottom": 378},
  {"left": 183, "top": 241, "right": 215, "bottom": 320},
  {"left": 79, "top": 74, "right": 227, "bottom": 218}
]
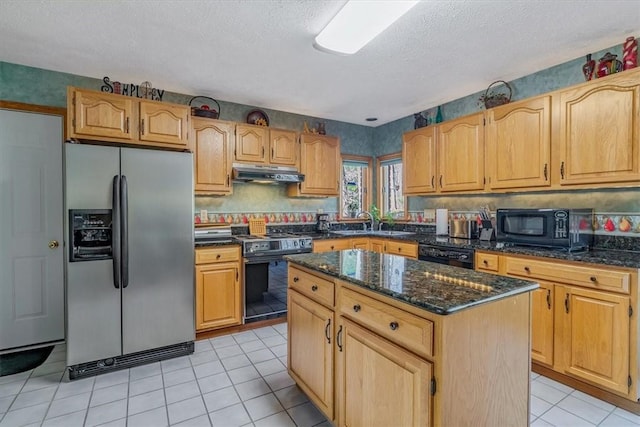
[
  {"left": 305, "top": 232, "right": 640, "bottom": 269},
  {"left": 285, "top": 250, "right": 539, "bottom": 315}
]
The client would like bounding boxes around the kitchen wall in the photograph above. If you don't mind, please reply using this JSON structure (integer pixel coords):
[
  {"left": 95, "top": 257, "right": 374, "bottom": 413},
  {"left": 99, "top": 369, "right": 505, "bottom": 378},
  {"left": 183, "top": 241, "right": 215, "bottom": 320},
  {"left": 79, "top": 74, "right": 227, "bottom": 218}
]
[
  {"left": 371, "top": 41, "right": 640, "bottom": 214},
  {"left": 1, "top": 37, "right": 639, "bottom": 221}
]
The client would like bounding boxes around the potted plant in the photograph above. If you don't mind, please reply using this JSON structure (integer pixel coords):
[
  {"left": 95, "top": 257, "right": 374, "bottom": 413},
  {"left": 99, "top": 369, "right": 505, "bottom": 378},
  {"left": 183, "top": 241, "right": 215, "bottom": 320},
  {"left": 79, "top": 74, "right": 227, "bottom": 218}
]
[{"left": 347, "top": 201, "right": 359, "bottom": 218}]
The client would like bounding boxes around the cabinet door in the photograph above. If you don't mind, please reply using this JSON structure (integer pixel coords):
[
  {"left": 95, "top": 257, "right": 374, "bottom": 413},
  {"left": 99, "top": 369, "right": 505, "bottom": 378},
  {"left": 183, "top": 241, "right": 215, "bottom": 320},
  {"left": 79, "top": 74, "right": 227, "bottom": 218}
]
[
  {"left": 558, "top": 73, "right": 640, "bottom": 185},
  {"left": 235, "top": 124, "right": 268, "bottom": 163},
  {"left": 384, "top": 241, "right": 418, "bottom": 259},
  {"left": 486, "top": 96, "right": 551, "bottom": 190},
  {"left": 190, "top": 118, "right": 234, "bottom": 195},
  {"left": 71, "top": 88, "right": 134, "bottom": 141},
  {"left": 556, "top": 285, "right": 630, "bottom": 394},
  {"left": 269, "top": 128, "right": 298, "bottom": 166},
  {"left": 139, "top": 101, "right": 189, "bottom": 147},
  {"left": 351, "top": 238, "right": 369, "bottom": 250},
  {"left": 402, "top": 127, "right": 437, "bottom": 194},
  {"left": 531, "top": 281, "right": 554, "bottom": 366},
  {"left": 297, "top": 134, "right": 340, "bottom": 196},
  {"left": 336, "top": 319, "right": 431, "bottom": 427},
  {"left": 369, "top": 239, "right": 384, "bottom": 254},
  {"left": 437, "top": 113, "right": 485, "bottom": 192},
  {"left": 195, "top": 262, "right": 242, "bottom": 331},
  {"left": 288, "top": 290, "right": 334, "bottom": 419}
]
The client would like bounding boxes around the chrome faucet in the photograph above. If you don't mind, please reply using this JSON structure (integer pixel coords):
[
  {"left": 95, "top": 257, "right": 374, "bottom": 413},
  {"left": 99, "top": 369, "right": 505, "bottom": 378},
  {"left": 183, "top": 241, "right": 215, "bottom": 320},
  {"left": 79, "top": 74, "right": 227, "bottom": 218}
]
[{"left": 357, "top": 211, "right": 373, "bottom": 231}]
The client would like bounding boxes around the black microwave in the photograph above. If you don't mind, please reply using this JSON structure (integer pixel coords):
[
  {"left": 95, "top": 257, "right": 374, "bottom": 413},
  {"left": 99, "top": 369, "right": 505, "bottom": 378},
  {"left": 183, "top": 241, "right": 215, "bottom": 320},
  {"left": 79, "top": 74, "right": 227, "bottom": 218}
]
[{"left": 496, "top": 208, "right": 593, "bottom": 251}]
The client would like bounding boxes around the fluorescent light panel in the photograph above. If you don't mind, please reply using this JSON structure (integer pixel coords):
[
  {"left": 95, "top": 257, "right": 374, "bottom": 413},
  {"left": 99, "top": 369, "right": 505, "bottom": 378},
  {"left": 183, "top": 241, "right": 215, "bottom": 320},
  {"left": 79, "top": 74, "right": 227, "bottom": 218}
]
[{"left": 314, "top": 0, "right": 419, "bottom": 55}]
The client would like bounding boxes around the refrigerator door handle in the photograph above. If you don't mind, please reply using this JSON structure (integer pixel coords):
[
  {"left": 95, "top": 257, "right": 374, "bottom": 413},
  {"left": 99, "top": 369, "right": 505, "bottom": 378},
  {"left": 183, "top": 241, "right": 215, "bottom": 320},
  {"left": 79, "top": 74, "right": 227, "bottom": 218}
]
[
  {"left": 121, "top": 175, "right": 129, "bottom": 288},
  {"left": 112, "top": 175, "right": 121, "bottom": 289}
]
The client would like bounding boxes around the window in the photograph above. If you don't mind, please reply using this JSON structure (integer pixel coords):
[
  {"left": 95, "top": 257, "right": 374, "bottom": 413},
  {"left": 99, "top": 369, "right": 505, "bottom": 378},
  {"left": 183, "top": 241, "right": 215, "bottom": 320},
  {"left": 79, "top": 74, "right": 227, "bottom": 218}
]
[
  {"left": 377, "top": 153, "right": 406, "bottom": 219},
  {"left": 340, "top": 155, "right": 372, "bottom": 220}
]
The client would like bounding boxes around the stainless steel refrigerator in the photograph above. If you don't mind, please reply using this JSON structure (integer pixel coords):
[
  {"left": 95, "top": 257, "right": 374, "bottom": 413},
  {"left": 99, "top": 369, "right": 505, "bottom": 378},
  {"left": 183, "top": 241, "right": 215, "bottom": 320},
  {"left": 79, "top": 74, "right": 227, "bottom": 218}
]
[{"left": 65, "top": 143, "right": 194, "bottom": 379}]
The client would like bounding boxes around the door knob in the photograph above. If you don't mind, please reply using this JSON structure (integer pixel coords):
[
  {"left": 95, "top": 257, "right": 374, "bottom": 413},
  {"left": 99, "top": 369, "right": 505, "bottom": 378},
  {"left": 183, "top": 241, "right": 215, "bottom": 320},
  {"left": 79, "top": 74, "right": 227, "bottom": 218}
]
[{"left": 48, "top": 240, "right": 59, "bottom": 249}]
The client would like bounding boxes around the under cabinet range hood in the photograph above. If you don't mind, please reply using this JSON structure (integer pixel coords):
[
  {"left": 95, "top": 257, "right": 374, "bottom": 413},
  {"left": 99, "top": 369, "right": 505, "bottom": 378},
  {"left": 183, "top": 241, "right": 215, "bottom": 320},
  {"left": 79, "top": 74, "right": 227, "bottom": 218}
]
[{"left": 232, "top": 163, "right": 304, "bottom": 184}]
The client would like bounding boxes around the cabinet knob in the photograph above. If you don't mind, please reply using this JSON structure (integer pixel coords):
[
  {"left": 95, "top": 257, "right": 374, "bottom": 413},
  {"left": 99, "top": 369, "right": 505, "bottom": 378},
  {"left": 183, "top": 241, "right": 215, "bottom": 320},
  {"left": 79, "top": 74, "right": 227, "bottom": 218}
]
[
  {"left": 590, "top": 276, "right": 597, "bottom": 283},
  {"left": 216, "top": 254, "right": 221, "bottom": 259},
  {"left": 524, "top": 266, "right": 530, "bottom": 273},
  {"left": 311, "top": 285, "right": 318, "bottom": 292},
  {"left": 389, "top": 321, "right": 399, "bottom": 331},
  {"left": 293, "top": 277, "right": 299, "bottom": 282},
  {"left": 483, "top": 260, "right": 488, "bottom": 265},
  {"left": 353, "top": 304, "right": 361, "bottom": 312},
  {"left": 330, "top": 245, "right": 335, "bottom": 250}
]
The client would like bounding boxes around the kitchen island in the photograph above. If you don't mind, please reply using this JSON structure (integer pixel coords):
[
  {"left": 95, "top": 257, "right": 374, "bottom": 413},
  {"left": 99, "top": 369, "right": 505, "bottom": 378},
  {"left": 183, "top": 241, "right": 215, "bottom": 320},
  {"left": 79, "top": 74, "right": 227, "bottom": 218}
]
[{"left": 285, "top": 250, "right": 539, "bottom": 427}]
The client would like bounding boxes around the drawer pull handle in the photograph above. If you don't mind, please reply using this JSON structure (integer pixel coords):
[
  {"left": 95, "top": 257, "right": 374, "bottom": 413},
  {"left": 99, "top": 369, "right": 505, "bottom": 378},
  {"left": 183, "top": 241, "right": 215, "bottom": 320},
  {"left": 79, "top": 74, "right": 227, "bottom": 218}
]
[
  {"left": 216, "top": 254, "right": 221, "bottom": 259},
  {"left": 524, "top": 266, "right": 530, "bottom": 273},
  {"left": 353, "top": 304, "right": 361, "bottom": 312},
  {"left": 546, "top": 289, "right": 551, "bottom": 310},
  {"left": 564, "top": 293, "right": 570, "bottom": 313},
  {"left": 311, "top": 285, "right": 318, "bottom": 292},
  {"left": 483, "top": 260, "right": 488, "bottom": 265},
  {"left": 337, "top": 325, "right": 343, "bottom": 352},
  {"left": 330, "top": 245, "right": 335, "bottom": 250},
  {"left": 293, "top": 277, "right": 299, "bottom": 282},
  {"left": 325, "top": 318, "right": 331, "bottom": 344},
  {"left": 389, "top": 321, "right": 399, "bottom": 331},
  {"left": 590, "top": 276, "right": 597, "bottom": 283}
]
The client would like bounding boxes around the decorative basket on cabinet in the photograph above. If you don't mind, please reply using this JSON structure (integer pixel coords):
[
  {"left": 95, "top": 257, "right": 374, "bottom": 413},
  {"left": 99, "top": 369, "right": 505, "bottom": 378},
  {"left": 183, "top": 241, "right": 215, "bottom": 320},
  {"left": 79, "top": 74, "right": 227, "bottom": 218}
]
[
  {"left": 189, "top": 96, "right": 220, "bottom": 119},
  {"left": 479, "top": 80, "right": 512, "bottom": 109}
]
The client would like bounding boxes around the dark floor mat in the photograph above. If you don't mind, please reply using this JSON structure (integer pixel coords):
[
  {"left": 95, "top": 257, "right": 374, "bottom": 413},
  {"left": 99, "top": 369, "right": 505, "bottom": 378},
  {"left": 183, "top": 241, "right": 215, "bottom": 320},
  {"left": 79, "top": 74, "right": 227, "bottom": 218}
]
[{"left": 0, "top": 346, "right": 54, "bottom": 377}]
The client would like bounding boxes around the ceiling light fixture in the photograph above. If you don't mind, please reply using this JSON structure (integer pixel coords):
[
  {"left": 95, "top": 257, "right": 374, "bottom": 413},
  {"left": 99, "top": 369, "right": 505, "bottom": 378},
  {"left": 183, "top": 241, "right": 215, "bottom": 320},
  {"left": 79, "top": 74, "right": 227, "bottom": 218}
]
[{"left": 314, "top": 0, "right": 419, "bottom": 55}]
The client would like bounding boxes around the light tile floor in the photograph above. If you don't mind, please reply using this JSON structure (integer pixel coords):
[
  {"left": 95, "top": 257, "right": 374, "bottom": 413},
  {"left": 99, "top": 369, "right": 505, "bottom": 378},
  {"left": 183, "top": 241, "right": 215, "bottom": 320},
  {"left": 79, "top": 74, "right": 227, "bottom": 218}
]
[{"left": 0, "top": 323, "right": 638, "bottom": 427}]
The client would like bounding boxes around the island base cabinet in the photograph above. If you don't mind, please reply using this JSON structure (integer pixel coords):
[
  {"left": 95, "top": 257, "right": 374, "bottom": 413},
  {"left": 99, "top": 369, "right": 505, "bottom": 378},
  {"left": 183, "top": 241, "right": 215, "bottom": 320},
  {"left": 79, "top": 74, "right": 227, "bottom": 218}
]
[
  {"left": 287, "top": 290, "right": 334, "bottom": 420},
  {"left": 336, "top": 319, "right": 432, "bottom": 427},
  {"left": 555, "top": 285, "right": 630, "bottom": 394}
]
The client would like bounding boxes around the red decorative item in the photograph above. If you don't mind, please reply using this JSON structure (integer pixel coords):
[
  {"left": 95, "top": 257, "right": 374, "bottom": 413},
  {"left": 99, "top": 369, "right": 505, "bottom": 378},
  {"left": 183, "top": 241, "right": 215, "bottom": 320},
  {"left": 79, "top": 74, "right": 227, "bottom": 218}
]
[
  {"left": 582, "top": 54, "right": 596, "bottom": 81},
  {"left": 604, "top": 218, "right": 616, "bottom": 232},
  {"left": 597, "top": 52, "right": 623, "bottom": 78},
  {"left": 623, "top": 36, "right": 638, "bottom": 70}
]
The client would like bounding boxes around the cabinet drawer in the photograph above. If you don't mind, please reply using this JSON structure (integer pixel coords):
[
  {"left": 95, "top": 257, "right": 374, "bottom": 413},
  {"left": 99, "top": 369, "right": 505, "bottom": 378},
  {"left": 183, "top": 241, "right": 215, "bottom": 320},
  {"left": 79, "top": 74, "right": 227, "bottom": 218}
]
[
  {"left": 289, "top": 266, "right": 335, "bottom": 308},
  {"left": 385, "top": 241, "right": 418, "bottom": 259},
  {"left": 313, "top": 239, "right": 351, "bottom": 253},
  {"left": 195, "top": 246, "right": 241, "bottom": 265},
  {"left": 339, "top": 287, "right": 433, "bottom": 359},
  {"left": 505, "top": 257, "right": 630, "bottom": 294},
  {"left": 476, "top": 252, "right": 500, "bottom": 272}
]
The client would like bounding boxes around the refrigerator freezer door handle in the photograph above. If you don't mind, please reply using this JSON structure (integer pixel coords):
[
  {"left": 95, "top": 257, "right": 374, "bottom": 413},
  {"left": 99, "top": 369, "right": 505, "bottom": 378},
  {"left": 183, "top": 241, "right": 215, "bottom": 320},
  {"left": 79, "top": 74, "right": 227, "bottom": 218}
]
[
  {"left": 121, "top": 175, "right": 129, "bottom": 288},
  {"left": 112, "top": 175, "right": 121, "bottom": 289}
]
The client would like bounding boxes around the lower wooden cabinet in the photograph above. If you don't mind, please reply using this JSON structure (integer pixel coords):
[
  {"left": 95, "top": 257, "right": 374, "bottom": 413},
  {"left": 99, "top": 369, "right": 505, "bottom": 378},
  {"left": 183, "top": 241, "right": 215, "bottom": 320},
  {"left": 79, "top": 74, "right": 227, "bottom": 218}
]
[
  {"left": 476, "top": 250, "right": 638, "bottom": 401},
  {"left": 195, "top": 246, "right": 242, "bottom": 331},
  {"left": 555, "top": 284, "right": 630, "bottom": 394},
  {"left": 336, "top": 319, "right": 432, "bottom": 427},
  {"left": 288, "top": 290, "right": 334, "bottom": 418},
  {"left": 313, "top": 237, "right": 417, "bottom": 259},
  {"left": 531, "top": 281, "right": 554, "bottom": 366},
  {"left": 312, "top": 238, "right": 352, "bottom": 253}
]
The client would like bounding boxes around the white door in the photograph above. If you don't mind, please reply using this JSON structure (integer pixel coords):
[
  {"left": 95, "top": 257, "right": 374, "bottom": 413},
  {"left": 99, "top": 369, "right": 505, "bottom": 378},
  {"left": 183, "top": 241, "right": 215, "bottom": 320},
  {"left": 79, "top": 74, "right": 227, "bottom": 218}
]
[{"left": 0, "top": 108, "right": 64, "bottom": 351}]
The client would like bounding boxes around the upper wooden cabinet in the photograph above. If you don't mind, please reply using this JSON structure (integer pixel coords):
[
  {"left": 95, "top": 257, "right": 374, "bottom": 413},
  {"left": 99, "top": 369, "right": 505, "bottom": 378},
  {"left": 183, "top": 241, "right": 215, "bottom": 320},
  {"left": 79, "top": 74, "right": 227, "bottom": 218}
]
[
  {"left": 235, "top": 123, "right": 269, "bottom": 163},
  {"left": 67, "top": 87, "right": 190, "bottom": 149},
  {"left": 288, "top": 134, "right": 340, "bottom": 197},
  {"left": 556, "top": 70, "right": 640, "bottom": 186},
  {"left": 437, "top": 112, "right": 485, "bottom": 192},
  {"left": 486, "top": 95, "right": 551, "bottom": 190},
  {"left": 403, "top": 126, "right": 437, "bottom": 194},
  {"left": 190, "top": 117, "right": 234, "bottom": 195},
  {"left": 234, "top": 124, "right": 298, "bottom": 167}
]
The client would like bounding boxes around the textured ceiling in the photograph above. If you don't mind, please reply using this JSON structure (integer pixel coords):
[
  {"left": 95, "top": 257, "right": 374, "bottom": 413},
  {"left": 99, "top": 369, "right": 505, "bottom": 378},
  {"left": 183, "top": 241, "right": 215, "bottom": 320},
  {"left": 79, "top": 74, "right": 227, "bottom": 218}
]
[{"left": 0, "top": 0, "right": 639, "bottom": 126}]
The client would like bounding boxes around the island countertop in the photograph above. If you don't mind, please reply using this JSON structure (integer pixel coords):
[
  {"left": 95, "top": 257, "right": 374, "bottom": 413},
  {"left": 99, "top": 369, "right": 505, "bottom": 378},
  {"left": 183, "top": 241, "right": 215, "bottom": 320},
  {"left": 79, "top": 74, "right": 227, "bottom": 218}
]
[{"left": 285, "top": 249, "right": 539, "bottom": 315}]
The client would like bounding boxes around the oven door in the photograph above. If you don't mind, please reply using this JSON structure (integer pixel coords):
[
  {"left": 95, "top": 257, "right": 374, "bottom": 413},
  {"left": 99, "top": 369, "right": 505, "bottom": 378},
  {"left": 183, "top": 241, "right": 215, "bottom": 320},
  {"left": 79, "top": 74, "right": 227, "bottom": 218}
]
[{"left": 243, "top": 254, "right": 289, "bottom": 323}]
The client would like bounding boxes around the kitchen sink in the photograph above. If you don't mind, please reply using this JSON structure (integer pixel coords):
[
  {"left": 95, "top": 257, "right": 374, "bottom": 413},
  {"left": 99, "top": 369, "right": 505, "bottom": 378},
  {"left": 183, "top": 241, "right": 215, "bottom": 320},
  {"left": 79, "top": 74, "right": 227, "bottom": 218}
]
[
  {"left": 331, "top": 230, "right": 415, "bottom": 237},
  {"left": 331, "top": 230, "right": 371, "bottom": 235},
  {"left": 370, "top": 230, "right": 416, "bottom": 237}
]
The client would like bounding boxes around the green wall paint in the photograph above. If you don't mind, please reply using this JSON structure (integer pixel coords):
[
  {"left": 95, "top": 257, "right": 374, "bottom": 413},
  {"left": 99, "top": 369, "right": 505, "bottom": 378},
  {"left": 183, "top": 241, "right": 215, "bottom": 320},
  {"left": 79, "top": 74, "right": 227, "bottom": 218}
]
[{"left": 2, "top": 39, "right": 638, "bottom": 214}]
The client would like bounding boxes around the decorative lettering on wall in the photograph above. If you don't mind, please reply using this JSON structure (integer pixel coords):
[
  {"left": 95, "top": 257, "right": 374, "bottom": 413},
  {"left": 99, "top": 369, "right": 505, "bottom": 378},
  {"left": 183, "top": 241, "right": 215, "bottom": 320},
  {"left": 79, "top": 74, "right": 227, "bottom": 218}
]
[{"left": 100, "top": 77, "right": 165, "bottom": 101}]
